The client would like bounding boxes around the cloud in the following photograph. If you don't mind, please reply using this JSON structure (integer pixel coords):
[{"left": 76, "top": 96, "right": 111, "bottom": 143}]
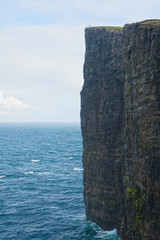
[
  {"left": 0, "top": 0, "right": 159, "bottom": 122},
  {"left": 0, "top": 111, "right": 7, "bottom": 115},
  {"left": 0, "top": 91, "right": 34, "bottom": 114},
  {"left": 16, "top": 0, "right": 160, "bottom": 26},
  {"left": 0, "top": 24, "right": 84, "bottom": 89},
  {"left": 0, "top": 0, "right": 160, "bottom": 28},
  {"left": 0, "top": 24, "right": 84, "bottom": 121}
]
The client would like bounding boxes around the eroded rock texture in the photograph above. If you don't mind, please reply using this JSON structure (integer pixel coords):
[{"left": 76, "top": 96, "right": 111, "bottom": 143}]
[
  {"left": 81, "top": 20, "right": 160, "bottom": 240},
  {"left": 81, "top": 27, "right": 124, "bottom": 230},
  {"left": 122, "top": 20, "right": 160, "bottom": 240}
]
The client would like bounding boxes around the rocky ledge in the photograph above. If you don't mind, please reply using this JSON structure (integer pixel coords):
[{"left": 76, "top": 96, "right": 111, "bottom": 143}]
[{"left": 81, "top": 20, "right": 160, "bottom": 240}]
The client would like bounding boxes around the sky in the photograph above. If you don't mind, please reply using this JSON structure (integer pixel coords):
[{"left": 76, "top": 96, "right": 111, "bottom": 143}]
[{"left": 0, "top": 0, "right": 159, "bottom": 122}]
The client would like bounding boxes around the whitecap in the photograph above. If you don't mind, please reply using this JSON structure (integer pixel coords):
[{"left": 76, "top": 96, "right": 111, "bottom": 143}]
[
  {"left": 24, "top": 172, "right": 34, "bottom": 175},
  {"left": 31, "top": 160, "right": 40, "bottom": 162},
  {"left": 73, "top": 168, "right": 83, "bottom": 171},
  {"left": 0, "top": 175, "right": 5, "bottom": 178},
  {"left": 37, "top": 172, "right": 50, "bottom": 176},
  {"left": 107, "top": 228, "right": 118, "bottom": 235}
]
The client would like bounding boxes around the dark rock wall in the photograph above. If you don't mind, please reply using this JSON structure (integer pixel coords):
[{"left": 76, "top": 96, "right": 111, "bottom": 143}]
[
  {"left": 81, "top": 27, "right": 124, "bottom": 230},
  {"left": 81, "top": 20, "right": 160, "bottom": 240},
  {"left": 122, "top": 20, "right": 160, "bottom": 240}
]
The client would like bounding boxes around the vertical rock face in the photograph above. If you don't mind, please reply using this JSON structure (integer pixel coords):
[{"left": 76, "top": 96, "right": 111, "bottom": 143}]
[
  {"left": 122, "top": 20, "right": 160, "bottom": 240},
  {"left": 81, "top": 27, "right": 124, "bottom": 230},
  {"left": 81, "top": 20, "right": 160, "bottom": 240}
]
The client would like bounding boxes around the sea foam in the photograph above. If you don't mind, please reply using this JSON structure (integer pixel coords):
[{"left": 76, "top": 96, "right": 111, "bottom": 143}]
[
  {"left": 24, "top": 172, "right": 34, "bottom": 175},
  {"left": 107, "top": 228, "right": 118, "bottom": 235},
  {"left": 73, "top": 168, "right": 83, "bottom": 171}
]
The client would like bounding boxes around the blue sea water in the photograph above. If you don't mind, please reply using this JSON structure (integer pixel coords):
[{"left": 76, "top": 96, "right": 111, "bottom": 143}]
[{"left": 0, "top": 123, "right": 120, "bottom": 240}]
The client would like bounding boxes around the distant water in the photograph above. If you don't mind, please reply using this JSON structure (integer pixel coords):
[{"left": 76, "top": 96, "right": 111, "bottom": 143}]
[{"left": 0, "top": 123, "right": 120, "bottom": 240}]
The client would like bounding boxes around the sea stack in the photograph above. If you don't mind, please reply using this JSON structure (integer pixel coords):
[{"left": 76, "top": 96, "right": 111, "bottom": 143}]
[{"left": 81, "top": 20, "right": 160, "bottom": 240}]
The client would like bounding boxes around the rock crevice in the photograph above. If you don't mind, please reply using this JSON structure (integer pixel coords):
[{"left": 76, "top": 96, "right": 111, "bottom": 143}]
[{"left": 81, "top": 20, "right": 160, "bottom": 240}]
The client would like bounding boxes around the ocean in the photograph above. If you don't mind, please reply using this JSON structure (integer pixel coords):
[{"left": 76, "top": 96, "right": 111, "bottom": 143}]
[{"left": 0, "top": 123, "right": 120, "bottom": 240}]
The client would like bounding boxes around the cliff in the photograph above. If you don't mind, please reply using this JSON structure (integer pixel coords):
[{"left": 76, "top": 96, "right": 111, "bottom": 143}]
[
  {"left": 81, "top": 26, "right": 124, "bottom": 230},
  {"left": 122, "top": 20, "right": 160, "bottom": 240},
  {"left": 81, "top": 20, "right": 160, "bottom": 240}
]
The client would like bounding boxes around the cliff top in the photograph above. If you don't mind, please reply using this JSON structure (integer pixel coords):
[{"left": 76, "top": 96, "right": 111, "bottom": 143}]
[
  {"left": 86, "top": 20, "right": 160, "bottom": 33},
  {"left": 140, "top": 19, "right": 160, "bottom": 25},
  {"left": 85, "top": 26, "right": 123, "bottom": 32},
  {"left": 124, "top": 19, "right": 160, "bottom": 29}
]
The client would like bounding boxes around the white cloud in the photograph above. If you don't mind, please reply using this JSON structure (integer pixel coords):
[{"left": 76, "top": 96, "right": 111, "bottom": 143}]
[
  {"left": 0, "top": 91, "right": 34, "bottom": 114},
  {"left": 16, "top": 0, "right": 160, "bottom": 26},
  {"left": 0, "top": 24, "right": 84, "bottom": 88},
  {"left": 18, "top": 0, "right": 62, "bottom": 12},
  {"left": 1, "top": 0, "right": 159, "bottom": 122},
  {"left": 0, "top": 24, "right": 84, "bottom": 121},
  {"left": 0, "top": 111, "right": 7, "bottom": 115}
]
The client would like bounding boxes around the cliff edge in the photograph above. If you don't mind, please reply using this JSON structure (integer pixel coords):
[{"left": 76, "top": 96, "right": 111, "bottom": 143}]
[{"left": 81, "top": 20, "right": 160, "bottom": 240}]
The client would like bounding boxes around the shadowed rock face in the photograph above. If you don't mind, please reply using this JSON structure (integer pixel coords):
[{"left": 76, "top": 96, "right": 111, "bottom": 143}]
[
  {"left": 81, "top": 27, "right": 124, "bottom": 230},
  {"left": 81, "top": 20, "right": 160, "bottom": 240},
  {"left": 122, "top": 20, "right": 160, "bottom": 240}
]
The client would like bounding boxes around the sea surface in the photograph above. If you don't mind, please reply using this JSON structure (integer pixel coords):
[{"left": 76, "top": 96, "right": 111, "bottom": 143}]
[{"left": 0, "top": 123, "right": 120, "bottom": 240}]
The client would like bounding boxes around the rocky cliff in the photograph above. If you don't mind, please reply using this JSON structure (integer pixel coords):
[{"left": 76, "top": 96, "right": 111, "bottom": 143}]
[
  {"left": 81, "top": 20, "right": 160, "bottom": 240},
  {"left": 122, "top": 20, "right": 160, "bottom": 240},
  {"left": 81, "top": 26, "right": 124, "bottom": 230}
]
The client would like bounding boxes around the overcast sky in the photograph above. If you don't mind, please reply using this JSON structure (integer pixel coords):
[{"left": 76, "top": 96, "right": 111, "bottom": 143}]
[{"left": 0, "top": 0, "right": 159, "bottom": 122}]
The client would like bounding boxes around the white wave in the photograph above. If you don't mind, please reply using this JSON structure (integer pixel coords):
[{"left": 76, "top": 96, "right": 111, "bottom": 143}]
[
  {"left": 24, "top": 171, "right": 34, "bottom": 175},
  {"left": 0, "top": 175, "right": 5, "bottom": 178},
  {"left": 31, "top": 160, "right": 40, "bottom": 162},
  {"left": 73, "top": 168, "right": 83, "bottom": 171},
  {"left": 37, "top": 172, "right": 50, "bottom": 175},
  {"left": 107, "top": 228, "right": 118, "bottom": 235}
]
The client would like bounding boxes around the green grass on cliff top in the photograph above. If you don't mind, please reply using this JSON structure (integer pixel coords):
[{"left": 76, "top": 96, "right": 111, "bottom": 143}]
[
  {"left": 140, "top": 19, "right": 160, "bottom": 24},
  {"left": 105, "top": 26, "right": 123, "bottom": 31},
  {"left": 86, "top": 20, "right": 160, "bottom": 31},
  {"left": 86, "top": 26, "right": 123, "bottom": 32},
  {"left": 127, "top": 19, "right": 160, "bottom": 27}
]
